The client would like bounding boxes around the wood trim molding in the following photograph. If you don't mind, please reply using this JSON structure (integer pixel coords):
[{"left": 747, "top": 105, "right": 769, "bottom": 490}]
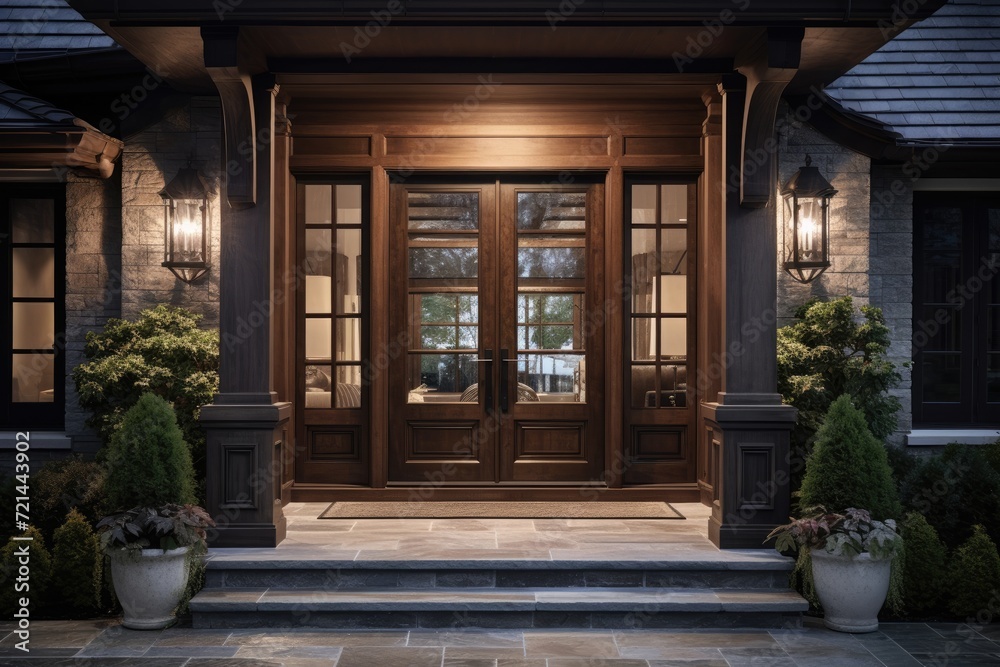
[
  {"left": 734, "top": 28, "right": 803, "bottom": 208},
  {"left": 0, "top": 124, "right": 123, "bottom": 178},
  {"left": 202, "top": 26, "right": 257, "bottom": 209}
]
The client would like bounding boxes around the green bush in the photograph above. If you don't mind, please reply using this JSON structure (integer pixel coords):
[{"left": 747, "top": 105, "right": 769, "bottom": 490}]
[
  {"left": 901, "top": 444, "right": 1000, "bottom": 546},
  {"left": 28, "top": 458, "right": 106, "bottom": 544},
  {"left": 103, "top": 393, "right": 195, "bottom": 510},
  {"left": 778, "top": 297, "right": 902, "bottom": 484},
  {"left": 72, "top": 305, "right": 218, "bottom": 489},
  {"left": 947, "top": 525, "right": 1000, "bottom": 619},
  {"left": 50, "top": 509, "right": 102, "bottom": 614},
  {"left": 799, "top": 394, "right": 902, "bottom": 521},
  {"left": 0, "top": 527, "right": 52, "bottom": 615},
  {"left": 984, "top": 437, "right": 1000, "bottom": 476},
  {"left": 900, "top": 512, "right": 947, "bottom": 614}
]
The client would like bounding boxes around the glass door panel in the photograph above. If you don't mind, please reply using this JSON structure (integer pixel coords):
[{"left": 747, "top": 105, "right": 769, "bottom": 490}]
[{"left": 389, "top": 180, "right": 604, "bottom": 484}]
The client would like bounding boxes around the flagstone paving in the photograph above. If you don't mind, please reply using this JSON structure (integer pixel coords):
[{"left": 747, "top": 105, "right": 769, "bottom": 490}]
[
  {"left": 7, "top": 507, "right": 999, "bottom": 664},
  {"left": 1, "top": 619, "right": 998, "bottom": 665}
]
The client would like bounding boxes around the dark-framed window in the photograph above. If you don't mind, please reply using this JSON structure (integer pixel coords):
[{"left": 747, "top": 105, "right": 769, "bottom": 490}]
[
  {"left": 1, "top": 185, "right": 66, "bottom": 430},
  {"left": 913, "top": 192, "right": 1000, "bottom": 426}
]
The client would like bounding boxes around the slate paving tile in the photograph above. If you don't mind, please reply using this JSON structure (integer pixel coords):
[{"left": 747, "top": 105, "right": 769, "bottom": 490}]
[
  {"left": 187, "top": 660, "right": 335, "bottom": 667},
  {"left": 927, "top": 622, "right": 990, "bottom": 640},
  {"left": 234, "top": 646, "right": 343, "bottom": 660},
  {"left": 0, "top": 630, "right": 101, "bottom": 649},
  {"left": 646, "top": 660, "right": 729, "bottom": 667},
  {"left": 909, "top": 653, "right": 1000, "bottom": 667},
  {"left": 144, "top": 645, "right": 242, "bottom": 658},
  {"left": 780, "top": 646, "right": 885, "bottom": 667},
  {"left": 617, "top": 645, "right": 725, "bottom": 660},
  {"left": 0, "top": 647, "right": 80, "bottom": 658},
  {"left": 225, "top": 629, "right": 409, "bottom": 647},
  {"left": 523, "top": 630, "right": 620, "bottom": 658},
  {"left": 335, "top": 645, "right": 444, "bottom": 667},
  {"left": 407, "top": 629, "right": 525, "bottom": 647},
  {"left": 0, "top": 659, "right": 186, "bottom": 666},
  {"left": 719, "top": 646, "right": 797, "bottom": 666},
  {"left": 888, "top": 638, "right": 1000, "bottom": 655},
  {"left": 153, "top": 629, "right": 234, "bottom": 646},
  {"left": 854, "top": 634, "right": 924, "bottom": 667},
  {"left": 444, "top": 646, "right": 530, "bottom": 660},
  {"left": 546, "top": 660, "right": 651, "bottom": 666},
  {"left": 443, "top": 660, "right": 547, "bottom": 667},
  {"left": 615, "top": 630, "right": 779, "bottom": 650}
]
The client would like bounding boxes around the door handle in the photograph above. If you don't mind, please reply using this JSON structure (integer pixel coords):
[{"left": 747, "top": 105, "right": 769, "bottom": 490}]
[
  {"left": 499, "top": 348, "right": 512, "bottom": 413},
  {"left": 473, "top": 349, "right": 494, "bottom": 415}
]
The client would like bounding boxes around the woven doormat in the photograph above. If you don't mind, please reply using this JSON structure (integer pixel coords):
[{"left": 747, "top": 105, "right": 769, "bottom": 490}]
[{"left": 319, "top": 501, "right": 683, "bottom": 519}]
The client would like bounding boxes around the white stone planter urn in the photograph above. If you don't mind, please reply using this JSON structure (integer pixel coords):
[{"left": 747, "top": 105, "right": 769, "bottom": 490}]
[
  {"left": 810, "top": 548, "right": 891, "bottom": 633},
  {"left": 109, "top": 546, "right": 190, "bottom": 630}
]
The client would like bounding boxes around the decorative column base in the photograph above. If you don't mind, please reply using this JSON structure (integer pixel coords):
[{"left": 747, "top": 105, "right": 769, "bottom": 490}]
[
  {"left": 200, "top": 399, "right": 291, "bottom": 548},
  {"left": 702, "top": 401, "right": 796, "bottom": 549}
]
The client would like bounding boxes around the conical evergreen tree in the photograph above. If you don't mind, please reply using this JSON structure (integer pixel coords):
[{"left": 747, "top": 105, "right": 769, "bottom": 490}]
[{"left": 799, "top": 394, "right": 902, "bottom": 520}]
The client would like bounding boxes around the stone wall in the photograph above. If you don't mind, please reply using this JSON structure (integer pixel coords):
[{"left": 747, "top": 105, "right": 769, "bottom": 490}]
[
  {"left": 776, "top": 109, "right": 914, "bottom": 444},
  {"left": 64, "top": 171, "right": 123, "bottom": 454},
  {"left": 869, "top": 164, "right": 914, "bottom": 443},
  {"left": 120, "top": 96, "right": 221, "bottom": 328},
  {"left": 776, "top": 109, "right": 872, "bottom": 326}
]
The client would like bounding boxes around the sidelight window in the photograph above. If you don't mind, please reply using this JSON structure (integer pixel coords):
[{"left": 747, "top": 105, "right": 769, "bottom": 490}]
[
  {"left": 302, "top": 182, "right": 365, "bottom": 409},
  {"left": 2, "top": 188, "right": 65, "bottom": 429},
  {"left": 628, "top": 183, "right": 690, "bottom": 409}
]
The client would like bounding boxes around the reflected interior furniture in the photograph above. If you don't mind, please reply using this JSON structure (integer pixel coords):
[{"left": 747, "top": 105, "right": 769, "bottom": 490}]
[
  {"left": 459, "top": 382, "right": 540, "bottom": 403},
  {"left": 631, "top": 363, "right": 687, "bottom": 408},
  {"left": 303, "top": 365, "right": 361, "bottom": 408}
]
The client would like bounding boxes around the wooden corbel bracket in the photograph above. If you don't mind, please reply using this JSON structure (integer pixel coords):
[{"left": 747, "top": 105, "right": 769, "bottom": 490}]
[
  {"left": 202, "top": 25, "right": 256, "bottom": 209},
  {"left": 734, "top": 28, "right": 804, "bottom": 208}
]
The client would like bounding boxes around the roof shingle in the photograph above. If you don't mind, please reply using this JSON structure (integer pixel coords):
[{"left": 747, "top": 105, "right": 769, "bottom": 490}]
[
  {"left": 826, "top": 0, "right": 1000, "bottom": 144},
  {"left": 0, "top": 0, "right": 114, "bottom": 55}
]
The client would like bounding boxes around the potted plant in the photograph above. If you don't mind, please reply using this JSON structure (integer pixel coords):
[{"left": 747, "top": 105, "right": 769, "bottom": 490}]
[
  {"left": 768, "top": 507, "right": 902, "bottom": 632},
  {"left": 769, "top": 394, "right": 903, "bottom": 632},
  {"left": 97, "top": 392, "right": 214, "bottom": 629},
  {"left": 97, "top": 504, "right": 214, "bottom": 629}
]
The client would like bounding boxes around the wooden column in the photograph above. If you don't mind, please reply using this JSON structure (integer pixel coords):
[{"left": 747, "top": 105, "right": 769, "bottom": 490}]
[
  {"left": 697, "top": 91, "right": 724, "bottom": 507},
  {"left": 200, "top": 27, "right": 290, "bottom": 547},
  {"left": 702, "top": 71, "right": 796, "bottom": 549}
]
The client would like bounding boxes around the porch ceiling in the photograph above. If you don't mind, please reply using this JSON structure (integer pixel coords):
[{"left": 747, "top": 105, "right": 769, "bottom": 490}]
[{"left": 64, "top": 0, "right": 946, "bottom": 95}]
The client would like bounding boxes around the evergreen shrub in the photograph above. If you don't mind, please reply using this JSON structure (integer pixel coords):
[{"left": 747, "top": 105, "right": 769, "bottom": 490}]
[
  {"left": 72, "top": 305, "right": 218, "bottom": 488},
  {"left": 103, "top": 393, "right": 195, "bottom": 511},
  {"left": 899, "top": 512, "right": 947, "bottom": 614},
  {"left": 777, "top": 297, "right": 902, "bottom": 495},
  {"left": 799, "top": 394, "right": 902, "bottom": 521},
  {"left": 0, "top": 527, "right": 51, "bottom": 615},
  {"left": 947, "top": 525, "right": 1000, "bottom": 619},
  {"left": 51, "top": 509, "right": 102, "bottom": 614},
  {"left": 901, "top": 444, "right": 1000, "bottom": 546}
]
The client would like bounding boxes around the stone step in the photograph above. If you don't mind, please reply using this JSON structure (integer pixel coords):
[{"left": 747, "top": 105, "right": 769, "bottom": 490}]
[
  {"left": 190, "top": 586, "right": 807, "bottom": 630},
  {"left": 203, "top": 553, "right": 795, "bottom": 590}
]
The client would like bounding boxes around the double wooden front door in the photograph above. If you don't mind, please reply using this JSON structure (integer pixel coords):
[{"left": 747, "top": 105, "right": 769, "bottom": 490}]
[{"left": 388, "top": 179, "right": 605, "bottom": 484}]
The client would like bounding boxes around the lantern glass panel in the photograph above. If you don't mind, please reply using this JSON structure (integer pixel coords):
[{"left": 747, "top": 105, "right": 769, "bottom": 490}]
[{"left": 172, "top": 199, "right": 204, "bottom": 262}]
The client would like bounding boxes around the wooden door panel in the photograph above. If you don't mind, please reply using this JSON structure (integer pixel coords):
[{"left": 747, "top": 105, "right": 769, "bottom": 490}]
[
  {"left": 499, "top": 183, "right": 605, "bottom": 483},
  {"left": 388, "top": 183, "right": 497, "bottom": 483}
]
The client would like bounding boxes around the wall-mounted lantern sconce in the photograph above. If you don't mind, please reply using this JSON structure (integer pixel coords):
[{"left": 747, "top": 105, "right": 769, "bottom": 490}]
[
  {"left": 781, "top": 155, "right": 837, "bottom": 284},
  {"left": 160, "top": 165, "right": 210, "bottom": 283}
]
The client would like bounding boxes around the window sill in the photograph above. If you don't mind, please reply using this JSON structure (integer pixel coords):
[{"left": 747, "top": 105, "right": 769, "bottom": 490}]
[
  {"left": 905, "top": 429, "right": 1000, "bottom": 446},
  {"left": 0, "top": 431, "right": 71, "bottom": 450}
]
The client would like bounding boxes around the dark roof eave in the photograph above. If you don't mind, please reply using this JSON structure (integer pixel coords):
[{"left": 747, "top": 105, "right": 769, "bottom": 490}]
[
  {"left": 788, "top": 92, "right": 915, "bottom": 161},
  {"left": 66, "top": 0, "right": 946, "bottom": 25},
  {"left": 0, "top": 46, "right": 149, "bottom": 97}
]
